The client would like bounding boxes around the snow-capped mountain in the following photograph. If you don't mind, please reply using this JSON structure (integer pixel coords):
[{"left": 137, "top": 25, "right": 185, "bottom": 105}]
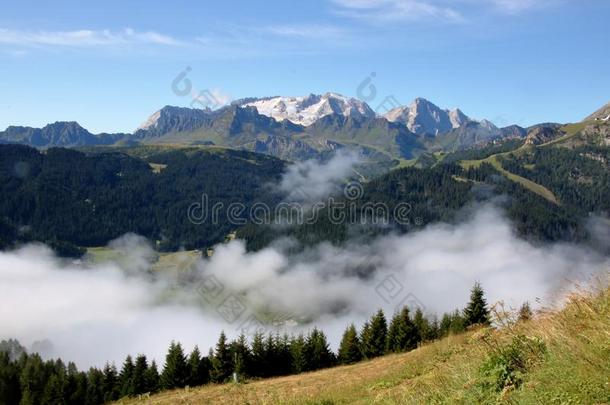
[
  {"left": 240, "top": 92, "right": 376, "bottom": 126},
  {"left": 383, "top": 98, "right": 472, "bottom": 136}
]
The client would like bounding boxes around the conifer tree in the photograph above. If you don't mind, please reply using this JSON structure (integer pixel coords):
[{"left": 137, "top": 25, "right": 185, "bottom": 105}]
[
  {"left": 338, "top": 324, "right": 362, "bottom": 364},
  {"left": 102, "top": 363, "right": 119, "bottom": 402},
  {"left": 289, "top": 334, "right": 307, "bottom": 374},
  {"left": 250, "top": 332, "right": 266, "bottom": 377},
  {"left": 275, "top": 334, "right": 292, "bottom": 377},
  {"left": 210, "top": 332, "right": 232, "bottom": 383},
  {"left": 413, "top": 308, "right": 429, "bottom": 344},
  {"left": 160, "top": 341, "right": 188, "bottom": 389},
  {"left": 439, "top": 312, "right": 452, "bottom": 337},
  {"left": 131, "top": 355, "right": 148, "bottom": 395},
  {"left": 0, "top": 351, "right": 22, "bottom": 405},
  {"left": 19, "top": 353, "right": 47, "bottom": 405},
  {"left": 118, "top": 355, "right": 135, "bottom": 397},
  {"left": 145, "top": 361, "right": 160, "bottom": 393},
  {"left": 360, "top": 310, "right": 387, "bottom": 358},
  {"left": 85, "top": 367, "right": 104, "bottom": 405},
  {"left": 264, "top": 334, "right": 277, "bottom": 377},
  {"left": 229, "top": 335, "right": 251, "bottom": 379},
  {"left": 304, "top": 328, "right": 335, "bottom": 371},
  {"left": 450, "top": 309, "right": 466, "bottom": 334},
  {"left": 386, "top": 307, "right": 419, "bottom": 353},
  {"left": 463, "top": 282, "right": 491, "bottom": 326},
  {"left": 187, "top": 346, "right": 207, "bottom": 387},
  {"left": 41, "top": 373, "right": 65, "bottom": 405}
]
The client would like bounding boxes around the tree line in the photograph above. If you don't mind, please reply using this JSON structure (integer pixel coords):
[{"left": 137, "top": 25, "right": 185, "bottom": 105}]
[{"left": 1, "top": 283, "right": 535, "bottom": 404}]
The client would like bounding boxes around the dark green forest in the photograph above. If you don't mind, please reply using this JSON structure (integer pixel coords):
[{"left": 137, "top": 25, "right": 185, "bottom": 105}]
[
  {"left": 0, "top": 145, "right": 284, "bottom": 254},
  {"left": 1, "top": 144, "right": 608, "bottom": 256}
]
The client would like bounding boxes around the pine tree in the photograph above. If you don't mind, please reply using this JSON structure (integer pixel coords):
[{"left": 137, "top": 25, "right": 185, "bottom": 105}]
[
  {"left": 68, "top": 369, "right": 88, "bottom": 405},
  {"left": 210, "top": 332, "right": 232, "bottom": 383},
  {"left": 250, "top": 332, "right": 266, "bottom": 377},
  {"left": 359, "top": 321, "right": 371, "bottom": 358},
  {"left": 289, "top": 334, "right": 307, "bottom": 374},
  {"left": 230, "top": 335, "right": 251, "bottom": 379},
  {"left": 439, "top": 312, "right": 452, "bottom": 337},
  {"left": 361, "top": 310, "right": 387, "bottom": 358},
  {"left": 102, "top": 363, "right": 119, "bottom": 402},
  {"left": 463, "top": 282, "right": 491, "bottom": 326},
  {"left": 41, "top": 373, "right": 65, "bottom": 405},
  {"left": 19, "top": 353, "right": 47, "bottom": 405},
  {"left": 304, "top": 328, "right": 335, "bottom": 371},
  {"left": 450, "top": 309, "right": 466, "bottom": 334},
  {"left": 131, "top": 355, "right": 148, "bottom": 395},
  {"left": 264, "top": 334, "right": 277, "bottom": 377},
  {"left": 413, "top": 308, "right": 429, "bottom": 344},
  {"left": 118, "top": 355, "right": 135, "bottom": 397},
  {"left": 275, "top": 334, "right": 292, "bottom": 377},
  {"left": 160, "top": 341, "right": 188, "bottom": 389},
  {"left": 0, "top": 351, "right": 22, "bottom": 405},
  {"left": 85, "top": 367, "right": 104, "bottom": 405},
  {"left": 338, "top": 324, "right": 362, "bottom": 364},
  {"left": 426, "top": 316, "right": 439, "bottom": 341},
  {"left": 187, "top": 346, "right": 207, "bottom": 387},
  {"left": 144, "top": 361, "right": 160, "bottom": 393},
  {"left": 386, "top": 307, "right": 419, "bottom": 353}
]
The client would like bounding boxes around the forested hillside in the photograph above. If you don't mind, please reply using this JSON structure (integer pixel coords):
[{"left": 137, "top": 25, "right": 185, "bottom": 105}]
[{"left": 0, "top": 145, "right": 284, "bottom": 254}]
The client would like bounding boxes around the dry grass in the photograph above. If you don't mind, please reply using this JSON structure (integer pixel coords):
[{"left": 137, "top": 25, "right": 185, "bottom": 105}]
[{"left": 118, "top": 280, "right": 610, "bottom": 405}]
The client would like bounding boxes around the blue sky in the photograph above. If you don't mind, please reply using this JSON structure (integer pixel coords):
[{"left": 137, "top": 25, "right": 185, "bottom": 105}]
[{"left": 1, "top": 0, "right": 609, "bottom": 133}]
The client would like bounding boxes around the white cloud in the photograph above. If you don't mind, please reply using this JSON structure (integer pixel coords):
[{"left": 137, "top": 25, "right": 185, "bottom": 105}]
[
  {"left": 329, "top": 0, "right": 562, "bottom": 23},
  {"left": 0, "top": 27, "right": 184, "bottom": 48},
  {"left": 263, "top": 24, "right": 349, "bottom": 40},
  {"left": 277, "top": 150, "right": 361, "bottom": 203},
  {"left": 1, "top": 204, "right": 607, "bottom": 369},
  {"left": 491, "top": 0, "right": 552, "bottom": 13},
  {"left": 330, "top": 0, "right": 465, "bottom": 23}
]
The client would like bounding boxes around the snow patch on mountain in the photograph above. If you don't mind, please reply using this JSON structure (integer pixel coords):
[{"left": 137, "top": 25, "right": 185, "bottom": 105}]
[{"left": 242, "top": 93, "right": 375, "bottom": 126}]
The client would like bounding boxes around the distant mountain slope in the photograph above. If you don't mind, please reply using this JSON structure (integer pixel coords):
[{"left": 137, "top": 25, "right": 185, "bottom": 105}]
[
  {"left": 584, "top": 100, "right": 610, "bottom": 122},
  {"left": 12, "top": 94, "right": 610, "bottom": 163},
  {"left": 0, "top": 122, "right": 125, "bottom": 147}
]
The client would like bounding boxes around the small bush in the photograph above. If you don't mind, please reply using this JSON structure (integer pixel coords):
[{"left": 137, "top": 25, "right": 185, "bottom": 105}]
[{"left": 479, "top": 334, "right": 547, "bottom": 392}]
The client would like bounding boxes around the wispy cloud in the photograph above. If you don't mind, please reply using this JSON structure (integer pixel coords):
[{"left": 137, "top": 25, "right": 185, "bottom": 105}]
[
  {"left": 0, "top": 27, "right": 184, "bottom": 48},
  {"left": 490, "top": 0, "right": 560, "bottom": 14},
  {"left": 329, "top": 0, "right": 561, "bottom": 23},
  {"left": 262, "top": 24, "right": 349, "bottom": 40},
  {"left": 330, "top": 0, "right": 465, "bottom": 23}
]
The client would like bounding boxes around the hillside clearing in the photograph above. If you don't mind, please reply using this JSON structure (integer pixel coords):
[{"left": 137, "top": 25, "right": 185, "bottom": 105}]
[{"left": 460, "top": 154, "right": 559, "bottom": 205}]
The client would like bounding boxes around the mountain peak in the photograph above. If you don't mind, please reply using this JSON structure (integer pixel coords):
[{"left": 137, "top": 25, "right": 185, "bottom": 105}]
[
  {"left": 242, "top": 93, "right": 375, "bottom": 126},
  {"left": 384, "top": 98, "right": 472, "bottom": 135},
  {"left": 136, "top": 106, "right": 213, "bottom": 133}
]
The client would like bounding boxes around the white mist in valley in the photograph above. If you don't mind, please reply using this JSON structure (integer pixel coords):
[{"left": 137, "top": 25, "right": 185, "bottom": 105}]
[
  {"left": 1, "top": 154, "right": 608, "bottom": 369},
  {"left": 1, "top": 206, "right": 608, "bottom": 369}
]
